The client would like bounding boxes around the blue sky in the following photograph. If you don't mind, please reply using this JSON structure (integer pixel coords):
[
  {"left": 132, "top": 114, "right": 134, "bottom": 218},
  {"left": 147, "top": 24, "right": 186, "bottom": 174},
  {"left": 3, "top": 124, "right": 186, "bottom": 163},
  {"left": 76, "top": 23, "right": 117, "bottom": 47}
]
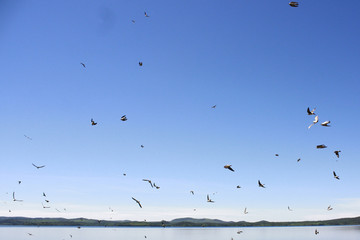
[{"left": 0, "top": 0, "right": 360, "bottom": 222}]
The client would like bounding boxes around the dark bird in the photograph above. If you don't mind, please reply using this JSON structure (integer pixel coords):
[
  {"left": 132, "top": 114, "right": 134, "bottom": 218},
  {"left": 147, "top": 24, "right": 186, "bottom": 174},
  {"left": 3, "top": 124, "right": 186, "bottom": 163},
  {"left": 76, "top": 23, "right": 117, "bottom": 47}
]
[
  {"left": 13, "top": 192, "right": 23, "bottom": 202},
  {"left": 288, "top": 206, "right": 293, "bottom": 211},
  {"left": 91, "top": 118, "right": 97, "bottom": 126},
  {"left": 131, "top": 20, "right": 135, "bottom": 23},
  {"left": 211, "top": 105, "right": 216, "bottom": 108},
  {"left": 190, "top": 191, "right": 194, "bottom": 195},
  {"left": 120, "top": 115, "right": 128, "bottom": 121},
  {"left": 132, "top": 197, "right": 142, "bottom": 208},
  {"left": 139, "top": 61, "right": 143, "bottom": 66},
  {"left": 327, "top": 205, "right": 333, "bottom": 211},
  {"left": 297, "top": 158, "right": 301, "bottom": 162},
  {"left": 142, "top": 179, "right": 153, "bottom": 188},
  {"left": 123, "top": 173, "right": 126, "bottom": 176},
  {"left": 224, "top": 165, "right": 235, "bottom": 172},
  {"left": 207, "top": 194, "right": 214, "bottom": 203},
  {"left": 237, "top": 230, "right": 243, "bottom": 234},
  {"left": 42, "top": 203, "right": 50, "bottom": 208},
  {"left": 45, "top": 199, "right": 49, "bottom": 203},
  {"left": 43, "top": 192, "right": 46, "bottom": 197},
  {"left": 275, "top": 154, "right": 279, "bottom": 157},
  {"left": 289, "top": 1, "right": 299, "bottom": 7},
  {"left": 24, "top": 135, "right": 32, "bottom": 140},
  {"left": 244, "top": 208, "right": 248, "bottom": 214},
  {"left": 141, "top": 145, "right": 144, "bottom": 148},
  {"left": 32, "top": 163, "right": 45, "bottom": 169},
  {"left": 236, "top": 185, "right": 241, "bottom": 189},
  {"left": 153, "top": 183, "right": 160, "bottom": 189},
  {"left": 18, "top": 181, "right": 21, "bottom": 184},
  {"left": 27, "top": 233, "right": 33, "bottom": 236},
  {"left": 258, "top": 180, "right": 265, "bottom": 188},
  {"left": 316, "top": 144, "right": 327, "bottom": 149},
  {"left": 334, "top": 150, "right": 341, "bottom": 158},
  {"left": 315, "top": 229, "right": 319, "bottom": 235},
  {"left": 307, "top": 107, "right": 316, "bottom": 115},
  {"left": 333, "top": 171, "right": 340, "bottom": 180},
  {"left": 80, "top": 63, "right": 86, "bottom": 68},
  {"left": 144, "top": 12, "right": 150, "bottom": 17},
  {"left": 321, "top": 121, "right": 331, "bottom": 127}
]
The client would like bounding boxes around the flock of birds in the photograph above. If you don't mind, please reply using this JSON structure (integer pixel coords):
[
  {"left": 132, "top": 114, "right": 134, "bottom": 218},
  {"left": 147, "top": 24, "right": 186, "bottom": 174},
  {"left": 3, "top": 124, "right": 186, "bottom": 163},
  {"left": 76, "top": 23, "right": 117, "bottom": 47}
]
[{"left": 3, "top": 2, "right": 347, "bottom": 240}]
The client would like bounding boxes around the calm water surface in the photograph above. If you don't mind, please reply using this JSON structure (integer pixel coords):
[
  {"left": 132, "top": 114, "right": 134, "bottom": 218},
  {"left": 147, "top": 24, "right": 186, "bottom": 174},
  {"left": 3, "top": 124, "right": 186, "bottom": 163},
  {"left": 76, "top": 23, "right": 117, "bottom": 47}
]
[{"left": 1, "top": 225, "right": 359, "bottom": 240}]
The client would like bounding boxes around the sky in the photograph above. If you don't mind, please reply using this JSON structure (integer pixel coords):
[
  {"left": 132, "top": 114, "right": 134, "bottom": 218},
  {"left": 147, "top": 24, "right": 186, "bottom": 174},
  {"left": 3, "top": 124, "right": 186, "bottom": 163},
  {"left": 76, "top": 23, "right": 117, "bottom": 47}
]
[{"left": 0, "top": 0, "right": 360, "bottom": 222}]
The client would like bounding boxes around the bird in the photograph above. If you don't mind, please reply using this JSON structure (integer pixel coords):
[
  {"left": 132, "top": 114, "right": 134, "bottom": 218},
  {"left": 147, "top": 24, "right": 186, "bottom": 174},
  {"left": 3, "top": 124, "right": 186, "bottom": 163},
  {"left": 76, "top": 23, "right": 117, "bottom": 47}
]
[
  {"left": 144, "top": 12, "right": 150, "bottom": 17},
  {"left": 308, "top": 115, "right": 319, "bottom": 129},
  {"left": 211, "top": 105, "right": 216, "bottom": 108},
  {"left": 297, "top": 158, "right": 301, "bottom": 162},
  {"left": 207, "top": 194, "right": 214, "bottom": 203},
  {"left": 321, "top": 121, "right": 331, "bottom": 127},
  {"left": 224, "top": 165, "right": 235, "bottom": 172},
  {"left": 142, "top": 179, "right": 153, "bottom": 188},
  {"left": 120, "top": 115, "right": 128, "bottom": 121},
  {"left": 236, "top": 185, "right": 241, "bottom": 189},
  {"left": 333, "top": 171, "right": 340, "bottom": 180},
  {"left": 91, "top": 118, "right": 97, "bottom": 126},
  {"left": 32, "top": 163, "right": 45, "bottom": 169},
  {"left": 27, "top": 233, "right": 33, "bottom": 236},
  {"left": 316, "top": 144, "right": 327, "bottom": 149},
  {"left": 258, "top": 180, "right": 265, "bottom": 188},
  {"left": 80, "top": 62, "right": 86, "bottom": 68},
  {"left": 237, "top": 230, "right": 243, "bottom": 234},
  {"left": 153, "top": 183, "right": 160, "bottom": 189},
  {"left": 307, "top": 107, "right": 316, "bottom": 115},
  {"left": 288, "top": 206, "right": 293, "bottom": 211},
  {"left": 275, "top": 154, "right": 279, "bottom": 157},
  {"left": 43, "top": 192, "right": 46, "bottom": 197},
  {"left": 334, "top": 150, "right": 341, "bottom": 158},
  {"left": 18, "top": 181, "right": 21, "bottom": 184},
  {"left": 289, "top": 1, "right": 299, "bottom": 7},
  {"left": 42, "top": 203, "right": 50, "bottom": 209},
  {"left": 13, "top": 192, "right": 23, "bottom": 202},
  {"left": 132, "top": 197, "right": 142, "bottom": 208},
  {"left": 244, "top": 208, "right": 248, "bottom": 214},
  {"left": 315, "top": 229, "right": 319, "bottom": 235},
  {"left": 24, "top": 135, "right": 32, "bottom": 140},
  {"left": 141, "top": 145, "right": 144, "bottom": 148},
  {"left": 327, "top": 205, "right": 333, "bottom": 211},
  {"left": 123, "top": 173, "right": 126, "bottom": 176},
  {"left": 55, "top": 208, "right": 61, "bottom": 212},
  {"left": 138, "top": 61, "right": 143, "bottom": 66},
  {"left": 190, "top": 191, "right": 194, "bottom": 195},
  {"left": 45, "top": 199, "right": 49, "bottom": 203},
  {"left": 131, "top": 20, "right": 135, "bottom": 23}
]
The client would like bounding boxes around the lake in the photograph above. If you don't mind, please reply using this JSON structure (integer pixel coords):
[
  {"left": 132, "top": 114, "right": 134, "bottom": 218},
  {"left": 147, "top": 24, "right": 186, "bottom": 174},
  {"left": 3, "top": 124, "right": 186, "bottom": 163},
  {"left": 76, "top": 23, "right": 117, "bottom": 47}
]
[{"left": 1, "top": 225, "right": 359, "bottom": 240}]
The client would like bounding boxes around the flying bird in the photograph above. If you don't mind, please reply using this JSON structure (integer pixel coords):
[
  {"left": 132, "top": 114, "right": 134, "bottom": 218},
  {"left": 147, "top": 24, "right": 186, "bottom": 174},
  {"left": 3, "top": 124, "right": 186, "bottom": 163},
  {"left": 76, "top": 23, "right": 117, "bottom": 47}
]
[
  {"left": 207, "top": 194, "right": 214, "bottom": 203},
  {"left": 138, "top": 61, "right": 143, "bottom": 66},
  {"left": 334, "top": 150, "right": 341, "bottom": 158},
  {"left": 32, "top": 163, "right": 45, "bottom": 169},
  {"left": 315, "top": 229, "right": 319, "bottom": 235},
  {"left": 211, "top": 105, "right": 216, "bottom": 108},
  {"left": 289, "top": 1, "right": 299, "bottom": 7},
  {"left": 24, "top": 135, "right": 32, "bottom": 140},
  {"left": 258, "top": 180, "right": 265, "bottom": 188},
  {"left": 142, "top": 179, "right": 153, "bottom": 188},
  {"left": 131, "top": 20, "right": 135, "bottom": 23},
  {"left": 153, "top": 183, "right": 160, "bottom": 189},
  {"left": 42, "top": 203, "right": 50, "bottom": 209},
  {"left": 13, "top": 192, "right": 23, "bottom": 202},
  {"left": 236, "top": 185, "right": 241, "bottom": 189},
  {"left": 144, "top": 12, "right": 150, "bottom": 17},
  {"left": 297, "top": 158, "right": 301, "bottom": 162},
  {"left": 43, "top": 192, "right": 46, "bottom": 197},
  {"left": 190, "top": 191, "right": 194, "bottom": 195},
  {"left": 224, "top": 165, "right": 235, "bottom": 172},
  {"left": 91, "top": 118, "right": 97, "bottom": 125},
  {"left": 275, "top": 154, "right": 279, "bottom": 157},
  {"left": 132, "top": 197, "right": 142, "bottom": 208},
  {"left": 244, "top": 208, "right": 248, "bottom": 214},
  {"left": 308, "top": 115, "right": 319, "bottom": 129},
  {"left": 316, "top": 144, "right": 327, "bottom": 149},
  {"left": 237, "top": 230, "right": 243, "bottom": 234},
  {"left": 327, "top": 205, "right": 333, "bottom": 211},
  {"left": 333, "top": 171, "right": 340, "bottom": 180},
  {"left": 321, "top": 121, "right": 331, "bottom": 127},
  {"left": 120, "top": 115, "right": 128, "bottom": 121},
  {"left": 141, "top": 145, "right": 144, "bottom": 148},
  {"left": 80, "top": 63, "right": 86, "bottom": 68},
  {"left": 288, "top": 206, "right": 293, "bottom": 211},
  {"left": 307, "top": 107, "right": 316, "bottom": 115},
  {"left": 18, "top": 181, "right": 21, "bottom": 184}
]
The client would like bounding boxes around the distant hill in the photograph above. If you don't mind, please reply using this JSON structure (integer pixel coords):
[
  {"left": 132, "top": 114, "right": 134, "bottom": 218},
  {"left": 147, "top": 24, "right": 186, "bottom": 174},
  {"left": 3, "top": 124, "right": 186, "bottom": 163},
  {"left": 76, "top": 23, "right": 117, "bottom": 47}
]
[{"left": 0, "top": 216, "right": 359, "bottom": 227}]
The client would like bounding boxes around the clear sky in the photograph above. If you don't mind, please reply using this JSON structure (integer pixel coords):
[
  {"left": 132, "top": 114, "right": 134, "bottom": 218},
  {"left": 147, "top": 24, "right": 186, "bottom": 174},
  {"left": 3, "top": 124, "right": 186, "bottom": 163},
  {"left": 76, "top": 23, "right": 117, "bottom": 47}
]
[{"left": 1, "top": 0, "right": 360, "bottom": 222}]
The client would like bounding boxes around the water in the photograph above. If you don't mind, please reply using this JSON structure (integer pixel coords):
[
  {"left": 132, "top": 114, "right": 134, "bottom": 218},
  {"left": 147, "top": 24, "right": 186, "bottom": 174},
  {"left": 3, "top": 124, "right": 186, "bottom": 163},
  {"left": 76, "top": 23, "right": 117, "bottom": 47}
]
[{"left": 0, "top": 225, "right": 359, "bottom": 240}]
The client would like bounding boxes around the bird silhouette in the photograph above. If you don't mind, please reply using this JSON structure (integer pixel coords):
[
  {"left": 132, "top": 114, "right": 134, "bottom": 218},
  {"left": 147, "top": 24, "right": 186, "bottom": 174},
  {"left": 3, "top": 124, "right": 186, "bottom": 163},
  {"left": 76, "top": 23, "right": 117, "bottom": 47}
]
[
  {"left": 289, "top": 1, "right": 299, "bottom": 7},
  {"left": 307, "top": 107, "right": 316, "bottom": 115},
  {"left": 132, "top": 197, "right": 142, "bottom": 208},
  {"left": 258, "top": 180, "right": 265, "bottom": 188},
  {"left": 224, "top": 165, "right": 235, "bottom": 172},
  {"left": 32, "top": 163, "right": 45, "bottom": 169},
  {"left": 121, "top": 115, "right": 128, "bottom": 121},
  {"left": 207, "top": 194, "right": 214, "bottom": 203},
  {"left": 139, "top": 62, "right": 143, "bottom": 66},
  {"left": 333, "top": 171, "right": 340, "bottom": 180},
  {"left": 142, "top": 179, "right": 153, "bottom": 188},
  {"left": 327, "top": 205, "right": 333, "bottom": 211},
  {"left": 334, "top": 150, "right": 341, "bottom": 158},
  {"left": 91, "top": 118, "right": 97, "bottom": 125},
  {"left": 144, "top": 12, "right": 150, "bottom": 17},
  {"left": 80, "top": 63, "right": 86, "bottom": 68},
  {"left": 316, "top": 144, "right": 327, "bottom": 149},
  {"left": 13, "top": 192, "right": 23, "bottom": 202}
]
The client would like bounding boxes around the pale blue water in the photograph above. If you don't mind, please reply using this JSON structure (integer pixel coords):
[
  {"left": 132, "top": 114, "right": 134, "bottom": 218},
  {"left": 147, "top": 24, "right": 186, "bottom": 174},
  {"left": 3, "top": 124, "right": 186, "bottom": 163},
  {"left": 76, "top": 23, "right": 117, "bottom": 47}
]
[{"left": 0, "top": 225, "right": 359, "bottom": 240}]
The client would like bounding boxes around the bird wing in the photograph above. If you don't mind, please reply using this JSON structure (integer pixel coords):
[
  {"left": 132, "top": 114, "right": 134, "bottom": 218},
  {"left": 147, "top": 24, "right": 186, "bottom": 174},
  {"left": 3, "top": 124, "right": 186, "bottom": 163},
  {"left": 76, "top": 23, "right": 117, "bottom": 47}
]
[
  {"left": 307, "top": 107, "right": 311, "bottom": 114},
  {"left": 32, "top": 163, "right": 38, "bottom": 168},
  {"left": 229, "top": 166, "right": 234, "bottom": 171},
  {"left": 207, "top": 194, "right": 210, "bottom": 200},
  {"left": 333, "top": 171, "right": 337, "bottom": 177}
]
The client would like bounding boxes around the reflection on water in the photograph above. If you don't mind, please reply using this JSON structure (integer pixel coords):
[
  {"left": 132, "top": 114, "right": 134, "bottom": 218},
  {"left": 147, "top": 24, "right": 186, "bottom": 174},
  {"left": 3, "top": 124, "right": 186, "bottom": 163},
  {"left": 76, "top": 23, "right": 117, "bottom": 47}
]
[{"left": 0, "top": 225, "right": 359, "bottom": 240}]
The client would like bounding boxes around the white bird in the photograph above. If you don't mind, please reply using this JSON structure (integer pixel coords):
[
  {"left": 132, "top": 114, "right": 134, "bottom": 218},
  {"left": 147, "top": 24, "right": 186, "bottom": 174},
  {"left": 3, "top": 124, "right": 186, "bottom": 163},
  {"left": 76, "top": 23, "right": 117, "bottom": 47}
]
[
  {"left": 321, "top": 121, "right": 331, "bottom": 127},
  {"left": 308, "top": 115, "right": 319, "bottom": 129}
]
